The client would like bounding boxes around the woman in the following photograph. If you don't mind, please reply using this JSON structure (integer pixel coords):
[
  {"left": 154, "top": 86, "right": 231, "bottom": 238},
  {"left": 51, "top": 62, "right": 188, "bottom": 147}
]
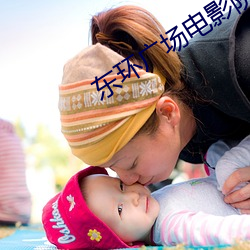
[{"left": 59, "top": 5, "right": 250, "bottom": 211}]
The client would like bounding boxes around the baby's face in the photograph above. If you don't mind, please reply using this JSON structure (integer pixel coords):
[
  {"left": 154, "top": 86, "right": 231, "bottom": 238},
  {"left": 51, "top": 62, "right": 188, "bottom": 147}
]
[{"left": 84, "top": 174, "right": 160, "bottom": 244}]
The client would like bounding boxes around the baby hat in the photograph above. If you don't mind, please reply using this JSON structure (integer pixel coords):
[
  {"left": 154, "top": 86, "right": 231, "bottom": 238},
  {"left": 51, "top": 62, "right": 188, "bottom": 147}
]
[
  {"left": 59, "top": 43, "right": 164, "bottom": 166},
  {"left": 42, "top": 166, "right": 141, "bottom": 249}
]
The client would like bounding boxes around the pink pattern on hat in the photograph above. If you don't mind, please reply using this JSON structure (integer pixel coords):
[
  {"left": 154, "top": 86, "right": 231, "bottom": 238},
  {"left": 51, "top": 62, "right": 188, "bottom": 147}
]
[{"left": 66, "top": 195, "right": 75, "bottom": 211}]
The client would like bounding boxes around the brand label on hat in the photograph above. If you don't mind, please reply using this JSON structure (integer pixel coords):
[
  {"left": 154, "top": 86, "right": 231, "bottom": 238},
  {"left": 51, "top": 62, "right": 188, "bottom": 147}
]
[{"left": 50, "top": 200, "right": 76, "bottom": 244}]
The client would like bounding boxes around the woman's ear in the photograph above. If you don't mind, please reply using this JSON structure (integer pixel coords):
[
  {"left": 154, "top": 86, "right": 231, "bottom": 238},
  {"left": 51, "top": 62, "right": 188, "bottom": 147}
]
[{"left": 156, "top": 96, "right": 180, "bottom": 126}]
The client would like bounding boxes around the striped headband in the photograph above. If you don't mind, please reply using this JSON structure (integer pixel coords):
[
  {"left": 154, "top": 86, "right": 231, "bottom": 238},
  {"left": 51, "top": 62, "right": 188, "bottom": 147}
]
[{"left": 59, "top": 43, "right": 165, "bottom": 165}]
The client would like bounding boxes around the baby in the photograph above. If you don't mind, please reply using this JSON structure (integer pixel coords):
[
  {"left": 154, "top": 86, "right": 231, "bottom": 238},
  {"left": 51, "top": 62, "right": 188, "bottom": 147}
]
[{"left": 42, "top": 135, "right": 250, "bottom": 249}]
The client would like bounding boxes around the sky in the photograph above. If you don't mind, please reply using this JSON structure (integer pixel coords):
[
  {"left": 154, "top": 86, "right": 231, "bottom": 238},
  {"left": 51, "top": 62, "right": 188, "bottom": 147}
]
[{"left": 0, "top": 0, "right": 209, "bottom": 140}]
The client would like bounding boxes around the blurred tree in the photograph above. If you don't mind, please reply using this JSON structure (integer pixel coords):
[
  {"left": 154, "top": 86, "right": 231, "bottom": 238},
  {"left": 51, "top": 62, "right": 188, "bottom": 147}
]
[{"left": 14, "top": 120, "right": 85, "bottom": 191}]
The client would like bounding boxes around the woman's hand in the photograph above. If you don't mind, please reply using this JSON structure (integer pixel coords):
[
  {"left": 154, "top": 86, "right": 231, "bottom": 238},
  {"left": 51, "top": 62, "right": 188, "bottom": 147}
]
[{"left": 223, "top": 166, "right": 250, "bottom": 214}]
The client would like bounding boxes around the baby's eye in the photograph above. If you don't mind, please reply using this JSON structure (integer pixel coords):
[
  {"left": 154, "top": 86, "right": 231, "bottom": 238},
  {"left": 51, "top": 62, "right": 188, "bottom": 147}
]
[
  {"left": 118, "top": 204, "right": 123, "bottom": 216},
  {"left": 120, "top": 180, "right": 124, "bottom": 191}
]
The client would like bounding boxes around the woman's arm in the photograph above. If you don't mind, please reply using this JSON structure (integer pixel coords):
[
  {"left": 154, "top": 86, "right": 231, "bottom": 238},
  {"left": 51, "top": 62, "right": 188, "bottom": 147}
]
[
  {"left": 206, "top": 135, "right": 250, "bottom": 212},
  {"left": 215, "top": 135, "right": 250, "bottom": 212},
  {"left": 215, "top": 135, "right": 250, "bottom": 192},
  {"left": 223, "top": 166, "right": 250, "bottom": 213}
]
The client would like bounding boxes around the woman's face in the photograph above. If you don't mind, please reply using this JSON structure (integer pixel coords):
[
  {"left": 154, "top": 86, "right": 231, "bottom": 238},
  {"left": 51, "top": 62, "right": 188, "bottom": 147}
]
[{"left": 100, "top": 119, "right": 182, "bottom": 186}]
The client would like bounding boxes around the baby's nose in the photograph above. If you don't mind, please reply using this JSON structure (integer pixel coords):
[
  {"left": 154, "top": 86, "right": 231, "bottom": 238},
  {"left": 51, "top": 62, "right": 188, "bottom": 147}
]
[{"left": 126, "top": 191, "right": 140, "bottom": 206}]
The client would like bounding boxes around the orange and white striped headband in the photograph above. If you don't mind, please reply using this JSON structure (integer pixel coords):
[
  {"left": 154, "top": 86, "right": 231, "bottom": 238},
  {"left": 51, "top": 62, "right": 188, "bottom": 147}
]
[{"left": 59, "top": 43, "right": 165, "bottom": 165}]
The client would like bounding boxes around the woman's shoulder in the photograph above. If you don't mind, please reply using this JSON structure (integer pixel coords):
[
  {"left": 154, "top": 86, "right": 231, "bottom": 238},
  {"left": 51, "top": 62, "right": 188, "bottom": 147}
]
[{"left": 179, "top": 6, "right": 250, "bottom": 123}]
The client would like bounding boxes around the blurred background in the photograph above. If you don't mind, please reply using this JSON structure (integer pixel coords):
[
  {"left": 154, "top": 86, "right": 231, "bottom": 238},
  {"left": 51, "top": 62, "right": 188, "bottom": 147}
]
[{"left": 0, "top": 0, "right": 209, "bottom": 224}]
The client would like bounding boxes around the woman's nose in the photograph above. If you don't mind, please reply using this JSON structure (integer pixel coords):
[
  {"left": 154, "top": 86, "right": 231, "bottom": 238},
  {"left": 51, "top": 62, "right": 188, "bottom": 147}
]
[{"left": 113, "top": 168, "right": 139, "bottom": 185}]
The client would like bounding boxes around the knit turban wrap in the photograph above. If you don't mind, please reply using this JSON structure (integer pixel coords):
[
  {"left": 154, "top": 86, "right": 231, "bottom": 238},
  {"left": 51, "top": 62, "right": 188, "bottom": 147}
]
[{"left": 59, "top": 43, "right": 165, "bottom": 165}]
